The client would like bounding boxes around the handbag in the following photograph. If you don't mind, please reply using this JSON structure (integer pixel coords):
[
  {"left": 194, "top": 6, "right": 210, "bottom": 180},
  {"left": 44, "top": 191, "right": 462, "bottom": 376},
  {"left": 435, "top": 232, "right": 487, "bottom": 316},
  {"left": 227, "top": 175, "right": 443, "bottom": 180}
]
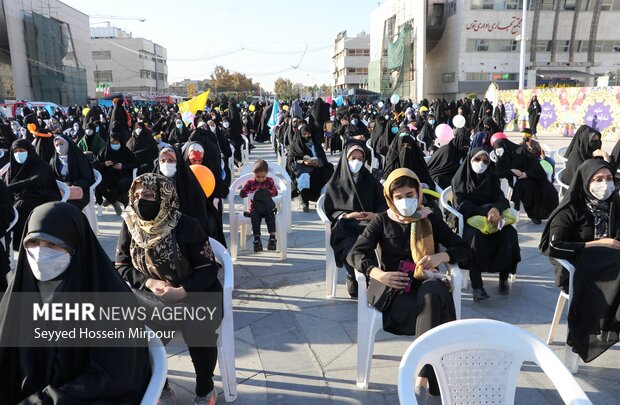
[{"left": 366, "top": 270, "right": 400, "bottom": 312}]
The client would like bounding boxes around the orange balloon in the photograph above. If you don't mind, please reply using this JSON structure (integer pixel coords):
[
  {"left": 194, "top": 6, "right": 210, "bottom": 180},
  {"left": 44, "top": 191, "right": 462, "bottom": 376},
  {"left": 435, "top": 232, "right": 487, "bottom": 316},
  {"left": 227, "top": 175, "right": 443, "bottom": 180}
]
[{"left": 189, "top": 164, "right": 216, "bottom": 197}]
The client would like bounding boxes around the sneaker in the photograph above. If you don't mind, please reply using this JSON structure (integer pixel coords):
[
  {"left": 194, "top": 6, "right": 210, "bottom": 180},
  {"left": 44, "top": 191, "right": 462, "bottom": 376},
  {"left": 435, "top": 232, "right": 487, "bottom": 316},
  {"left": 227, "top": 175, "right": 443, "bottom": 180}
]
[
  {"left": 193, "top": 388, "right": 217, "bottom": 405},
  {"left": 158, "top": 387, "right": 176, "bottom": 405},
  {"left": 302, "top": 202, "right": 310, "bottom": 213},
  {"left": 112, "top": 201, "right": 123, "bottom": 216},
  {"left": 531, "top": 218, "right": 542, "bottom": 224},
  {"left": 498, "top": 279, "right": 510, "bottom": 295},
  {"left": 267, "top": 237, "right": 277, "bottom": 251},
  {"left": 253, "top": 237, "right": 263, "bottom": 252},
  {"left": 472, "top": 287, "right": 490, "bottom": 302}
]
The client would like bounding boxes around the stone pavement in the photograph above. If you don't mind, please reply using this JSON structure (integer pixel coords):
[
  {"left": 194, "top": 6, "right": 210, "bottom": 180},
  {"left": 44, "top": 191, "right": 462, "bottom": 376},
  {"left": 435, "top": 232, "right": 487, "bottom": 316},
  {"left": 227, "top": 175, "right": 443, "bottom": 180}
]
[{"left": 90, "top": 135, "right": 620, "bottom": 404}]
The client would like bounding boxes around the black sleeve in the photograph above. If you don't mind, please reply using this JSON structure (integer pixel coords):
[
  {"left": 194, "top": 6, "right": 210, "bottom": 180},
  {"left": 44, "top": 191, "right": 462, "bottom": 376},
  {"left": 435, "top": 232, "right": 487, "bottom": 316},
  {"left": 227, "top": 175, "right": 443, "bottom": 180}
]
[
  {"left": 73, "top": 156, "right": 95, "bottom": 191},
  {"left": 455, "top": 193, "right": 491, "bottom": 218},
  {"left": 6, "top": 164, "right": 52, "bottom": 194},
  {"left": 115, "top": 222, "right": 149, "bottom": 289},
  {"left": 430, "top": 214, "right": 471, "bottom": 265},
  {"left": 548, "top": 207, "right": 586, "bottom": 260},
  {"left": 178, "top": 222, "right": 219, "bottom": 293},
  {"left": 346, "top": 214, "right": 383, "bottom": 277}
]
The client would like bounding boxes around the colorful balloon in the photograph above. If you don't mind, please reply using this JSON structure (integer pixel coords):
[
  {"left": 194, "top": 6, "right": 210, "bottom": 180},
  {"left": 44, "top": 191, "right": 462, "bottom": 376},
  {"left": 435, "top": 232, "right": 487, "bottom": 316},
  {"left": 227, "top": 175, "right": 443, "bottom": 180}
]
[
  {"left": 390, "top": 94, "right": 400, "bottom": 104},
  {"left": 434, "top": 124, "right": 454, "bottom": 146},
  {"left": 453, "top": 114, "right": 466, "bottom": 129},
  {"left": 490, "top": 132, "right": 508, "bottom": 146},
  {"left": 249, "top": 104, "right": 256, "bottom": 112},
  {"left": 189, "top": 164, "right": 216, "bottom": 197},
  {"left": 82, "top": 107, "right": 90, "bottom": 117}
]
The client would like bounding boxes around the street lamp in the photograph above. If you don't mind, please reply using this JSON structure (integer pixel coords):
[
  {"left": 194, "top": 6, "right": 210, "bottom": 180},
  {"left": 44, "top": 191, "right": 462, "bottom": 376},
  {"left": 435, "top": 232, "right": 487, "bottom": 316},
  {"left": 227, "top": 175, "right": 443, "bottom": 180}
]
[{"left": 518, "top": 0, "right": 528, "bottom": 89}]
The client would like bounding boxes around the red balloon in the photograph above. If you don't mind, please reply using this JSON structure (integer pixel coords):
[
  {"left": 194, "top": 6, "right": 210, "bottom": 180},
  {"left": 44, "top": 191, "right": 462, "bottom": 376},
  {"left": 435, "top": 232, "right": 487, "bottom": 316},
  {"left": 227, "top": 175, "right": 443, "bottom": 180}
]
[{"left": 189, "top": 164, "right": 216, "bottom": 197}]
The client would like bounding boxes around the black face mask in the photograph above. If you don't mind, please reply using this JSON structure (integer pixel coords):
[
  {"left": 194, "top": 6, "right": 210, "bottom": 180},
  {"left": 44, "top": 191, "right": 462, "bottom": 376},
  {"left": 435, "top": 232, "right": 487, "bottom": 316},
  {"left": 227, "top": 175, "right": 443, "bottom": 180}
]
[
  {"left": 588, "top": 138, "right": 602, "bottom": 152},
  {"left": 522, "top": 137, "right": 530, "bottom": 143},
  {"left": 134, "top": 199, "right": 160, "bottom": 221}
]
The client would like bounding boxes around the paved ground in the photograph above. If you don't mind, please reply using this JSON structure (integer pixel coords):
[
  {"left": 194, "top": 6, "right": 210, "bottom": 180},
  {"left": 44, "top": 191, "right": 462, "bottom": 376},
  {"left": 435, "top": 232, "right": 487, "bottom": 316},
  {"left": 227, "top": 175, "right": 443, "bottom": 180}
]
[{"left": 88, "top": 133, "right": 620, "bottom": 404}]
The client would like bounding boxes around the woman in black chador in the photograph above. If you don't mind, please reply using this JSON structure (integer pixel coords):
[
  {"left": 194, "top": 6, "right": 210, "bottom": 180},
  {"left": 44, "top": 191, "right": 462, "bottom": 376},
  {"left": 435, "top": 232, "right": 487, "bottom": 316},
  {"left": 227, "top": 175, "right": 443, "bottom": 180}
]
[
  {"left": 0, "top": 202, "right": 150, "bottom": 403},
  {"left": 540, "top": 158, "right": 620, "bottom": 363}
]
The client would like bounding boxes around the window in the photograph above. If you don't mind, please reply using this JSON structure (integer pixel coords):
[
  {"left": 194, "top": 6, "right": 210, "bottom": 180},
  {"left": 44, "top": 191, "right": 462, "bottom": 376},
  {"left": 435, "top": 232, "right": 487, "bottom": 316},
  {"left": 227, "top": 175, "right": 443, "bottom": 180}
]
[
  {"left": 601, "top": 0, "right": 613, "bottom": 11},
  {"left": 541, "top": 0, "right": 555, "bottom": 10},
  {"left": 563, "top": 0, "right": 577, "bottom": 10},
  {"left": 613, "top": 42, "right": 620, "bottom": 52},
  {"left": 535, "top": 40, "right": 551, "bottom": 52},
  {"left": 506, "top": 0, "right": 520, "bottom": 9},
  {"left": 499, "top": 40, "right": 518, "bottom": 52},
  {"left": 92, "top": 50, "right": 111, "bottom": 60},
  {"left": 476, "top": 39, "right": 489, "bottom": 51},
  {"left": 483, "top": 0, "right": 496, "bottom": 9},
  {"left": 346, "top": 49, "right": 370, "bottom": 56},
  {"left": 492, "top": 73, "right": 518, "bottom": 80},
  {"left": 386, "top": 16, "right": 396, "bottom": 38},
  {"left": 465, "top": 72, "right": 490, "bottom": 81},
  {"left": 447, "top": 0, "right": 457, "bottom": 16},
  {"left": 557, "top": 40, "right": 571, "bottom": 52},
  {"left": 94, "top": 70, "right": 112, "bottom": 82},
  {"left": 140, "top": 69, "right": 151, "bottom": 79},
  {"left": 578, "top": 40, "right": 589, "bottom": 52},
  {"left": 442, "top": 72, "right": 455, "bottom": 83}
]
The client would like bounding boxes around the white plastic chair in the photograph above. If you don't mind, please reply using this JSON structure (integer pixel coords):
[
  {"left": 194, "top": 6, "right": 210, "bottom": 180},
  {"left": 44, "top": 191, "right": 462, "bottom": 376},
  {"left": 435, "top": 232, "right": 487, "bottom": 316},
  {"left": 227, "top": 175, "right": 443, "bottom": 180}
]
[
  {"left": 424, "top": 155, "right": 431, "bottom": 164},
  {"left": 546, "top": 258, "right": 580, "bottom": 373},
  {"left": 240, "top": 162, "right": 293, "bottom": 233},
  {"left": 541, "top": 143, "right": 553, "bottom": 160},
  {"left": 366, "top": 139, "right": 379, "bottom": 170},
  {"left": 397, "top": 319, "right": 592, "bottom": 405},
  {"left": 227, "top": 173, "right": 288, "bottom": 261},
  {"left": 140, "top": 327, "right": 168, "bottom": 405},
  {"left": 82, "top": 169, "right": 102, "bottom": 234},
  {"left": 556, "top": 146, "right": 568, "bottom": 165},
  {"left": 0, "top": 162, "right": 9, "bottom": 177},
  {"left": 56, "top": 180, "right": 70, "bottom": 202},
  {"left": 556, "top": 168, "right": 570, "bottom": 200},
  {"left": 210, "top": 238, "right": 238, "bottom": 402},
  {"left": 228, "top": 144, "right": 236, "bottom": 180},
  {"left": 316, "top": 194, "right": 340, "bottom": 298},
  {"left": 439, "top": 186, "right": 518, "bottom": 289},
  {"left": 1, "top": 207, "right": 18, "bottom": 252},
  {"left": 355, "top": 263, "right": 462, "bottom": 389},
  {"left": 241, "top": 135, "right": 250, "bottom": 164}
]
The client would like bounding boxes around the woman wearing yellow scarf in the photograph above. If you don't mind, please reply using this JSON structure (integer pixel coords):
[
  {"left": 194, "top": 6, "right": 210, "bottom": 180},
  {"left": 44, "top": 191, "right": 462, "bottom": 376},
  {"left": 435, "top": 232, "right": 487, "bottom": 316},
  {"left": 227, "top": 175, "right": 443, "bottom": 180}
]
[{"left": 348, "top": 168, "right": 470, "bottom": 401}]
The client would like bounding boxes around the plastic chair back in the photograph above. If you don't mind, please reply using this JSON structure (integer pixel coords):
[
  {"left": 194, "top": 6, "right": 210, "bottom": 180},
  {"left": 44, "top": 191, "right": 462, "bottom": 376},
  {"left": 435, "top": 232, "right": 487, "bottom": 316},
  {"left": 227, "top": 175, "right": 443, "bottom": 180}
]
[
  {"left": 439, "top": 187, "right": 463, "bottom": 237},
  {"left": 317, "top": 194, "right": 339, "bottom": 298},
  {"left": 83, "top": 169, "right": 102, "bottom": 233},
  {"left": 556, "top": 168, "right": 569, "bottom": 199},
  {"left": 398, "top": 319, "right": 592, "bottom": 405},
  {"left": 140, "top": 327, "right": 167, "bottom": 405},
  {"left": 556, "top": 146, "right": 568, "bottom": 164},
  {"left": 56, "top": 180, "right": 70, "bottom": 202}
]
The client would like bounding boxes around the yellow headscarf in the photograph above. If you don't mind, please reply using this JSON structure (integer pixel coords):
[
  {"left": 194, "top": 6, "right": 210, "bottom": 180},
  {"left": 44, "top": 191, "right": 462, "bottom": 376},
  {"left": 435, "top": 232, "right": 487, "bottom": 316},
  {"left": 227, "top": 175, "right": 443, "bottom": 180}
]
[{"left": 383, "top": 168, "right": 435, "bottom": 279}]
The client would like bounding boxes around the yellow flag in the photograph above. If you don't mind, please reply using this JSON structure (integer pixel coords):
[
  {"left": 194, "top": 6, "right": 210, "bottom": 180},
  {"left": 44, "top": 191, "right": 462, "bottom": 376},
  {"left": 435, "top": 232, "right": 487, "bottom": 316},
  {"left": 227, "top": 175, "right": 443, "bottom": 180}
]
[{"left": 178, "top": 90, "right": 210, "bottom": 114}]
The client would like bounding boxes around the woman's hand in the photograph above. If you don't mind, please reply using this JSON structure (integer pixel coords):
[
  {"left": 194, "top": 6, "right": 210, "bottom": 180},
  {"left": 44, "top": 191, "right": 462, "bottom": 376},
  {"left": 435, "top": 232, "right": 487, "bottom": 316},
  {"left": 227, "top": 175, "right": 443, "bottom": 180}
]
[
  {"left": 155, "top": 286, "right": 187, "bottom": 303},
  {"left": 145, "top": 278, "right": 170, "bottom": 292},
  {"left": 586, "top": 238, "right": 620, "bottom": 249},
  {"left": 593, "top": 149, "right": 611, "bottom": 162},
  {"left": 345, "top": 212, "right": 365, "bottom": 220},
  {"left": 370, "top": 267, "right": 409, "bottom": 290},
  {"left": 487, "top": 207, "right": 501, "bottom": 225},
  {"left": 359, "top": 212, "right": 376, "bottom": 221},
  {"left": 418, "top": 252, "right": 450, "bottom": 270},
  {"left": 511, "top": 169, "right": 523, "bottom": 177},
  {"left": 113, "top": 163, "right": 123, "bottom": 170},
  {"left": 105, "top": 160, "right": 113, "bottom": 167}
]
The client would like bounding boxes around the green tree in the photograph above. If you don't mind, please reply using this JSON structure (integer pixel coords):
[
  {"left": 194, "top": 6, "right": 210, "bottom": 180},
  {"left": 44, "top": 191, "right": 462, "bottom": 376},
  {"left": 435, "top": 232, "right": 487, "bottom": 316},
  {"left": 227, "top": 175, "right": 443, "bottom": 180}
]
[
  {"left": 274, "top": 78, "right": 296, "bottom": 101},
  {"left": 209, "top": 65, "right": 260, "bottom": 93}
]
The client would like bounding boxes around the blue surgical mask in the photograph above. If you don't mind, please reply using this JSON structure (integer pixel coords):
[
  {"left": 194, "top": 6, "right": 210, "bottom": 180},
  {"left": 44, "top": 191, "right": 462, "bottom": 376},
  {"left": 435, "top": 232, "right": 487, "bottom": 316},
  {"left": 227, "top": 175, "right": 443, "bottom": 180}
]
[
  {"left": 391, "top": 126, "right": 399, "bottom": 134},
  {"left": 429, "top": 119, "right": 436, "bottom": 125},
  {"left": 95, "top": 126, "right": 99, "bottom": 132},
  {"left": 110, "top": 143, "right": 121, "bottom": 151},
  {"left": 14, "top": 151, "right": 28, "bottom": 164},
  {"left": 176, "top": 123, "right": 183, "bottom": 129}
]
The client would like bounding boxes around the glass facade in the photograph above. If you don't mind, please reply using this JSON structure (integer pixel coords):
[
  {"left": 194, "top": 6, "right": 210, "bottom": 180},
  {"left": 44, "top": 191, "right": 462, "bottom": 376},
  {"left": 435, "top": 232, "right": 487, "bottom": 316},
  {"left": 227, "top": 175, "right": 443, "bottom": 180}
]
[
  {"left": 0, "top": 0, "right": 14, "bottom": 101},
  {"left": 23, "top": 12, "right": 87, "bottom": 105}
]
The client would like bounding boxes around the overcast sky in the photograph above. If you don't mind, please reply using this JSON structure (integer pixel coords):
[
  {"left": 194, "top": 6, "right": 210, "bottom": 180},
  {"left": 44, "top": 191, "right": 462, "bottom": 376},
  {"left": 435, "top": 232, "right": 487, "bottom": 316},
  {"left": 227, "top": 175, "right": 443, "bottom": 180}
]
[{"left": 62, "top": 0, "right": 378, "bottom": 91}]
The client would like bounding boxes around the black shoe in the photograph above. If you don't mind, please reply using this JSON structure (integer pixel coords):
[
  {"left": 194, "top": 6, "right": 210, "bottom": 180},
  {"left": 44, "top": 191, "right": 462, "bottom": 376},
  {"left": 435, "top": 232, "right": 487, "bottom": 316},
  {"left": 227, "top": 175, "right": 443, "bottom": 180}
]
[
  {"left": 346, "top": 275, "right": 358, "bottom": 299},
  {"left": 253, "top": 237, "right": 263, "bottom": 252},
  {"left": 112, "top": 202, "right": 123, "bottom": 216},
  {"left": 472, "top": 287, "right": 490, "bottom": 302},
  {"left": 302, "top": 202, "right": 310, "bottom": 212},
  {"left": 102, "top": 199, "right": 110, "bottom": 207},
  {"left": 498, "top": 279, "right": 510, "bottom": 295},
  {"left": 531, "top": 218, "right": 542, "bottom": 224},
  {"left": 267, "top": 237, "right": 277, "bottom": 251}
]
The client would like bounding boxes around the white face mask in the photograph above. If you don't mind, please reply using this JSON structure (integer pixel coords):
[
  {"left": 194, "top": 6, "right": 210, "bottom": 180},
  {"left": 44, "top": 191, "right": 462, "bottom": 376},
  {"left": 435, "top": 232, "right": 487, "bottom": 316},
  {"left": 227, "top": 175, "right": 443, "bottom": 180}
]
[
  {"left": 471, "top": 161, "right": 489, "bottom": 174},
  {"left": 135, "top": 128, "right": 142, "bottom": 135},
  {"left": 26, "top": 246, "right": 71, "bottom": 281},
  {"left": 222, "top": 122, "right": 230, "bottom": 129},
  {"left": 589, "top": 180, "right": 615, "bottom": 201},
  {"left": 495, "top": 147, "right": 505, "bottom": 157},
  {"left": 85, "top": 129, "right": 94, "bottom": 136},
  {"left": 209, "top": 125, "right": 217, "bottom": 132},
  {"left": 160, "top": 162, "right": 177, "bottom": 178},
  {"left": 394, "top": 197, "right": 418, "bottom": 217},
  {"left": 348, "top": 159, "right": 363, "bottom": 174}
]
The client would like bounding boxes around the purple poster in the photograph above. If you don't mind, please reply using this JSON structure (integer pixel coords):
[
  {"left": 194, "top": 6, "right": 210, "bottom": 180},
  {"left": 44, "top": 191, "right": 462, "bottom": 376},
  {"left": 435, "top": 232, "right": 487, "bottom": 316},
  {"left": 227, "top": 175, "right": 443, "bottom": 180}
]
[
  {"left": 584, "top": 101, "right": 612, "bottom": 132},
  {"left": 504, "top": 102, "right": 515, "bottom": 123},
  {"left": 539, "top": 101, "right": 557, "bottom": 129}
]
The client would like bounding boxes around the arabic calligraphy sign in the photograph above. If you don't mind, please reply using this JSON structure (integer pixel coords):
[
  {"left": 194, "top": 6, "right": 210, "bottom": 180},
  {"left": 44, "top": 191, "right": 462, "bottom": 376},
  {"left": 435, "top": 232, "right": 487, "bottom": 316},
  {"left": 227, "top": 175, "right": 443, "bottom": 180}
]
[{"left": 465, "top": 16, "right": 522, "bottom": 35}]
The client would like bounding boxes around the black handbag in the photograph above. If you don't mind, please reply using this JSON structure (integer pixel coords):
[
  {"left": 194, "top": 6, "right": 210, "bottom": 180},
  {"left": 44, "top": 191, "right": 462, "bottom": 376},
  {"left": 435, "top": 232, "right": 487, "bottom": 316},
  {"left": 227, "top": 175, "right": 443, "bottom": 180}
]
[{"left": 366, "top": 277, "right": 399, "bottom": 312}]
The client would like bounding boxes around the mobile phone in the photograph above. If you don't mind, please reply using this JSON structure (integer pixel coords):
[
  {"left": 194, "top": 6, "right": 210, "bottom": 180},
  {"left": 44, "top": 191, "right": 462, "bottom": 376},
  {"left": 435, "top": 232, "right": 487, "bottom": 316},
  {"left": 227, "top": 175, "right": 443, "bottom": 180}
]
[{"left": 399, "top": 260, "right": 415, "bottom": 293}]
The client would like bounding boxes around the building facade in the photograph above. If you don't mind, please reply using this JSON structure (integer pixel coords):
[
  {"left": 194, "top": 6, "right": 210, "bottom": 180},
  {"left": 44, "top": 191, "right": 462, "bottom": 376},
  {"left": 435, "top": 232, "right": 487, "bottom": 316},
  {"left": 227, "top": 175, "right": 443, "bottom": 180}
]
[
  {"left": 368, "top": 0, "right": 620, "bottom": 100},
  {"left": 0, "top": 0, "right": 95, "bottom": 104},
  {"left": 90, "top": 26, "right": 168, "bottom": 96},
  {"left": 332, "top": 31, "right": 370, "bottom": 92}
]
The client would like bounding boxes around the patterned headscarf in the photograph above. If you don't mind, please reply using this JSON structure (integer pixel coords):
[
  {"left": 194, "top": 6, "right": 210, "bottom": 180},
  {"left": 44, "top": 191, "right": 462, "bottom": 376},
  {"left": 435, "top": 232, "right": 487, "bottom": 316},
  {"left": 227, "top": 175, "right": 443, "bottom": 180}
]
[{"left": 123, "top": 173, "right": 183, "bottom": 285}]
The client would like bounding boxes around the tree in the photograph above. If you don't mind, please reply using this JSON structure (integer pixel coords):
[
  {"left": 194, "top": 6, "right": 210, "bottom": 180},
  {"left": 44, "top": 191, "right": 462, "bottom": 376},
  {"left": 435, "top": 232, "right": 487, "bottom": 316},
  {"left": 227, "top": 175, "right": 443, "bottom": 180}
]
[
  {"left": 273, "top": 78, "right": 296, "bottom": 101},
  {"left": 210, "top": 65, "right": 260, "bottom": 93}
]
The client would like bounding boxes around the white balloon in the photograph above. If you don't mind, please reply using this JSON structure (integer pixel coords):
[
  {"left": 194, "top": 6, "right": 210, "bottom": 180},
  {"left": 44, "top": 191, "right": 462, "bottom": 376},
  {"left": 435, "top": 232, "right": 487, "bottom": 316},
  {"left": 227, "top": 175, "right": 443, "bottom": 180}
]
[
  {"left": 378, "top": 101, "right": 384, "bottom": 108},
  {"left": 453, "top": 114, "right": 466, "bottom": 129},
  {"left": 390, "top": 94, "right": 400, "bottom": 104}
]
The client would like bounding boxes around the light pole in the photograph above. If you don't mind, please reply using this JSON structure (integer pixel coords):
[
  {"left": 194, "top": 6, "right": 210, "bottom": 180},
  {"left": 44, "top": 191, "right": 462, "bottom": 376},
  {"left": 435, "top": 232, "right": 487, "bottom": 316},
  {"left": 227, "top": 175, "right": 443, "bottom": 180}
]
[{"left": 518, "top": 0, "right": 528, "bottom": 89}]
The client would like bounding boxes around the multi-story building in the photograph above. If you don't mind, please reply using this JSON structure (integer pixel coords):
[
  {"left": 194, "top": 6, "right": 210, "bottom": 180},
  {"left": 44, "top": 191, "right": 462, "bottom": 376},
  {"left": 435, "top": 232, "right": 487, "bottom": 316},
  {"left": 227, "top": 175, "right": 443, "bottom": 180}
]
[
  {"left": 90, "top": 25, "right": 168, "bottom": 96},
  {"left": 332, "top": 31, "right": 370, "bottom": 92},
  {"left": 0, "top": 0, "right": 95, "bottom": 104},
  {"left": 169, "top": 79, "right": 210, "bottom": 98},
  {"left": 368, "top": 0, "right": 620, "bottom": 100}
]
